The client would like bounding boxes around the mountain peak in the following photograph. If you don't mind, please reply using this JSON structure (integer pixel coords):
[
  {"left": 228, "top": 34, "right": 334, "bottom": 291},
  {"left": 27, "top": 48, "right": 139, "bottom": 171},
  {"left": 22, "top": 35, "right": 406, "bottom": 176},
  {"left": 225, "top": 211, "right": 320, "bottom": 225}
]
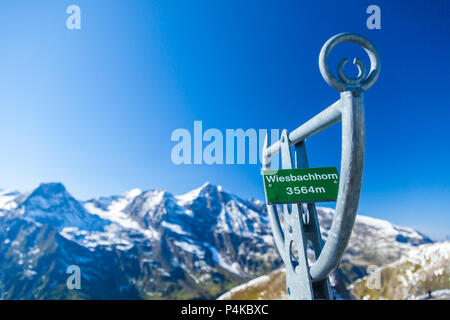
[
  {"left": 176, "top": 182, "right": 224, "bottom": 205},
  {"left": 33, "top": 182, "right": 67, "bottom": 195},
  {"left": 200, "top": 181, "right": 212, "bottom": 188},
  {"left": 122, "top": 188, "right": 142, "bottom": 199},
  {"left": 18, "top": 182, "right": 108, "bottom": 231},
  {"left": 199, "top": 182, "right": 223, "bottom": 193}
]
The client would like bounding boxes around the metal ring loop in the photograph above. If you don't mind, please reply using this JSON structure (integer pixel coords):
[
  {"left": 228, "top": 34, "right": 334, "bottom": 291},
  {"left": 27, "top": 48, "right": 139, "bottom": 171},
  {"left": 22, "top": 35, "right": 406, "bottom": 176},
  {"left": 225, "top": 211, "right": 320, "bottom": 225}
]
[
  {"left": 338, "top": 57, "right": 367, "bottom": 84},
  {"left": 319, "top": 33, "right": 380, "bottom": 92}
]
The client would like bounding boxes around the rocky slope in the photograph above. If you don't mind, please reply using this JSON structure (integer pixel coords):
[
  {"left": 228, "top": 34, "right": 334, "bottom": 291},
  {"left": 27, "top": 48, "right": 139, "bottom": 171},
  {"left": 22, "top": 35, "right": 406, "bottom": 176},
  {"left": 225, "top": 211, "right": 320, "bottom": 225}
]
[
  {"left": 217, "top": 268, "right": 287, "bottom": 300},
  {"left": 349, "top": 241, "right": 450, "bottom": 300},
  {"left": 219, "top": 242, "right": 450, "bottom": 300}
]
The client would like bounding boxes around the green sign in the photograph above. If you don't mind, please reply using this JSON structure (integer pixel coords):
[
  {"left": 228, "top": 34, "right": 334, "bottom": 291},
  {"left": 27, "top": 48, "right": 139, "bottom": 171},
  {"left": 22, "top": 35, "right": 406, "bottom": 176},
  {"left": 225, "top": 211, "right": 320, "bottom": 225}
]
[{"left": 262, "top": 167, "right": 339, "bottom": 204}]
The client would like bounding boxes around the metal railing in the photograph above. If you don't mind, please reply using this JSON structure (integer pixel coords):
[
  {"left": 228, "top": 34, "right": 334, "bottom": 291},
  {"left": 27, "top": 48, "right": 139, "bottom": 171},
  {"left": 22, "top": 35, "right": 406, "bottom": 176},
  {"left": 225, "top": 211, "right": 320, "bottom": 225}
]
[{"left": 262, "top": 33, "right": 380, "bottom": 300}]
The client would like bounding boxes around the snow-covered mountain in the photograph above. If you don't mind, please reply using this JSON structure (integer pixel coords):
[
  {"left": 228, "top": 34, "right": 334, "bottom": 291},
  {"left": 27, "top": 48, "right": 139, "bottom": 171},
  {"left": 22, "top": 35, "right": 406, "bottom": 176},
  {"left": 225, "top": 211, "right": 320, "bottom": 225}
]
[
  {"left": 15, "top": 183, "right": 108, "bottom": 231},
  {"left": 0, "top": 182, "right": 279, "bottom": 299},
  {"left": 0, "top": 182, "right": 433, "bottom": 299}
]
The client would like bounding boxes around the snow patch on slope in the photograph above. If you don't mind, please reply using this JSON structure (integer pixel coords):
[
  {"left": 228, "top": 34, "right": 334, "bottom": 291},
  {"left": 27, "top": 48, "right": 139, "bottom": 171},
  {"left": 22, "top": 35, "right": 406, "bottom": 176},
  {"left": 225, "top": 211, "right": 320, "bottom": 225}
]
[
  {"left": 205, "top": 243, "right": 242, "bottom": 275},
  {"left": 174, "top": 240, "right": 205, "bottom": 258},
  {"left": 0, "top": 190, "right": 20, "bottom": 211},
  {"left": 84, "top": 189, "right": 159, "bottom": 240}
]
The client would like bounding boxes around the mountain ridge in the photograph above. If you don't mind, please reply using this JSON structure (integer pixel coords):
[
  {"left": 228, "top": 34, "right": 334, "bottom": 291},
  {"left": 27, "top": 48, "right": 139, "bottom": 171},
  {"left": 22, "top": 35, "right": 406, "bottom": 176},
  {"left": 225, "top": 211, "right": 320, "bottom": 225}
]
[{"left": 0, "top": 182, "right": 433, "bottom": 299}]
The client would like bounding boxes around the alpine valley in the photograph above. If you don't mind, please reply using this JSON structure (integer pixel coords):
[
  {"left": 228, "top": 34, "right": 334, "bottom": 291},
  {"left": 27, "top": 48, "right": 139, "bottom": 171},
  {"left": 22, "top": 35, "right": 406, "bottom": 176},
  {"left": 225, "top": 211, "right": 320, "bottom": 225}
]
[{"left": 0, "top": 182, "right": 436, "bottom": 299}]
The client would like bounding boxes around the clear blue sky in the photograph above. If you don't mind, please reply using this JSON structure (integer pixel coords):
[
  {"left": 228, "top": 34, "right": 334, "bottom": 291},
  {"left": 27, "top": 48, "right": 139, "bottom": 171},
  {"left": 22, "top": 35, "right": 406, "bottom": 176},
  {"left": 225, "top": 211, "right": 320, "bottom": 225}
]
[{"left": 0, "top": 1, "right": 449, "bottom": 240}]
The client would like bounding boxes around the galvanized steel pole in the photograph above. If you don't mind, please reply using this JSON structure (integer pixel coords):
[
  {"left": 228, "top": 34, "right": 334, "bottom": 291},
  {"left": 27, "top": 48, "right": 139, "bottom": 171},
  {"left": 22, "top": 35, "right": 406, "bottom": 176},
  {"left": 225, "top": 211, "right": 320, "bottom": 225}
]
[{"left": 262, "top": 33, "right": 380, "bottom": 299}]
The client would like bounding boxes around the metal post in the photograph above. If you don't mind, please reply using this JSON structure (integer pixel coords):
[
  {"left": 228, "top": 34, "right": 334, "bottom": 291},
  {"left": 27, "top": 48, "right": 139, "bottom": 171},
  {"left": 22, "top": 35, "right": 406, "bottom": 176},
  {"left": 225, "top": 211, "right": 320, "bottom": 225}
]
[{"left": 262, "top": 33, "right": 380, "bottom": 299}]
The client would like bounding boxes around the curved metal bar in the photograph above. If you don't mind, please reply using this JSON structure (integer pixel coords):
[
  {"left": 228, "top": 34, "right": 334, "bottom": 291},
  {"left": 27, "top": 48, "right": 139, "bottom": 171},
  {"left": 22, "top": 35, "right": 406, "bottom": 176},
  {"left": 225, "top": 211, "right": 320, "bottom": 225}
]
[
  {"left": 338, "top": 57, "right": 367, "bottom": 84},
  {"left": 267, "top": 205, "right": 286, "bottom": 262},
  {"left": 263, "top": 135, "right": 287, "bottom": 262},
  {"left": 309, "top": 91, "right": 365, "bottom": 281},
  {"left": 319, "top": 33, "right": 380, "bottom": 92}
]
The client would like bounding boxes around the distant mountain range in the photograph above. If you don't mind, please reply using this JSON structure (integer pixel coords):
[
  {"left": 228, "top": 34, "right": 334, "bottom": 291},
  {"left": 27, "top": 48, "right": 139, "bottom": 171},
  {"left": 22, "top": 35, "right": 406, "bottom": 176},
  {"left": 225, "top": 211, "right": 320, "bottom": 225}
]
[{"left": 0, "top": 182, "right": 433, "bottom": 299}]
